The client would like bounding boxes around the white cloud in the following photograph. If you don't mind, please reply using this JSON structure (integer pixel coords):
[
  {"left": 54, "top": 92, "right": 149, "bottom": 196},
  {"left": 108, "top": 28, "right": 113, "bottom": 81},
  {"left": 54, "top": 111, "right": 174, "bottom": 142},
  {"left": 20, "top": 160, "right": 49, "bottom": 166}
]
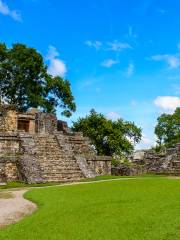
[
  {"left": 136, "top": 133, "right": 156, "bottom": 150},
  {"left": 46, "top": 45, "right": 67, "bottom": 77},
  {"left": 151, "top": 54, "right": 180, "bottom": 69},
  {"left": 107, "top": 40, "right": 132, "bottom": 52},
  {"left": 154, "top": 96, "right": 180, "bottom": 112},
  {"left": 101, "top": 59, "right": 118, "bottom": 68},
  {"left": 0, "top": 0, "right": 21, "bottom": 21},
  {"left": 107, "top": 111, "right": 120, "bottom": 120},
  {"left": 126, "top": 63, "right": 134, "bottom": 77},
  {"left": 85, "top": 40, "right": 102, "bottom": 50},
  {"left": 141, "top": 135, "right": 154, "bottom": 145},
  {"left": 46, "top": 45, "right": 59, "bottom": 60}
]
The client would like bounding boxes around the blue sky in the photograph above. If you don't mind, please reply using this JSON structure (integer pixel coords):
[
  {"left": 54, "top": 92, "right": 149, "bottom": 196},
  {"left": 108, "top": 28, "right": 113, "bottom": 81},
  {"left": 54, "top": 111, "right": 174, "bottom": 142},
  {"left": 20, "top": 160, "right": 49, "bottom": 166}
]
[{"left": 0, "top": 0, "right": 180, "bottom": 148}]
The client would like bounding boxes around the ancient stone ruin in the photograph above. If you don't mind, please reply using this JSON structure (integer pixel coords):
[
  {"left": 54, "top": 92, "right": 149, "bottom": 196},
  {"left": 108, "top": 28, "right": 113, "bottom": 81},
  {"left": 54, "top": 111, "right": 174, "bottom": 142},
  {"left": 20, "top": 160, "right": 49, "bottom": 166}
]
[
  {"left": 131, "top": 144, "right": 180, "bottom": 174},
  {"left": 0, "top": 104, "right": 111, "bottom": 183},
  {"left": 112, "top": 144, "right": 180, "bottom": 176}
]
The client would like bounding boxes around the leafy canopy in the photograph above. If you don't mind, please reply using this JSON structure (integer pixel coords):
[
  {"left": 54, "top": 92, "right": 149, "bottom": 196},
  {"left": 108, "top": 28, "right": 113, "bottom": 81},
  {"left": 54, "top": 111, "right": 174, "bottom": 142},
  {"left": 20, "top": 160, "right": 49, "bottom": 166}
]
[
  {"left": 155, "top": 107, "right": 180, "bottom": 148},
  {"left": 72, "top": 109, "right": 142, "bottom": 156},
  {"left": 0, "top": 43, "right": 76, "bottom": 116}
]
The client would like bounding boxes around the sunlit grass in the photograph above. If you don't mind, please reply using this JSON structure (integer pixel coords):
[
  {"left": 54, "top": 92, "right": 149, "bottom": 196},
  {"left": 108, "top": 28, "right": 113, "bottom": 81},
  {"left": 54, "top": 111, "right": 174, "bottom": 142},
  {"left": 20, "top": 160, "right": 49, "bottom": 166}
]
[{"left": 1, "top": 178, "right": 180, "bottom": 239}]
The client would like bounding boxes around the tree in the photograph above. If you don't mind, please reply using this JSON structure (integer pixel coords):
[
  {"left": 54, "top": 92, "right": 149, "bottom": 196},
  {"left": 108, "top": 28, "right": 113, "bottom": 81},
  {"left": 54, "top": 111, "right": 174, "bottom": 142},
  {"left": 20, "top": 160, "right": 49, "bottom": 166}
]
[
  {"left": 0, "top": 43, "right": 76, "bottom": 116},
  {"left": 72, "top": 109, "right": 142, "bottom": 156},
  {"left": 155, "top": 107, "right": 180, "bottom": 148}
]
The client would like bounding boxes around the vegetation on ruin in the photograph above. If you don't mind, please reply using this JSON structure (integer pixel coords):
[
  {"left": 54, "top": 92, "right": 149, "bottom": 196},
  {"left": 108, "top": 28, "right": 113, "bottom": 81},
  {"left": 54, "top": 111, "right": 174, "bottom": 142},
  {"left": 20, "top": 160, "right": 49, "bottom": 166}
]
[
  {"left": 1, "top": 178, "right": 180, "bottom": 239},
  {"left": 0, "top": 43, "right": 76, "bottom": 117},
  {"left": 155, "top": 107, "right": 180, "bottom": 149},
  {"left": 72, "top": 109, "right": 142, "bottom": 156}
]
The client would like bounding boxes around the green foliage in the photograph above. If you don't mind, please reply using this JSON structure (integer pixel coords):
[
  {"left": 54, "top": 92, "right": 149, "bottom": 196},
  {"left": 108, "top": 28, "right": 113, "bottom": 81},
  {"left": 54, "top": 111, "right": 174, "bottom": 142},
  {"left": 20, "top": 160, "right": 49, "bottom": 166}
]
[
  {"left": 0, "top": 43, "right": 76, "bottom": 116},
  {"left": 111, "top": 158, "right": 120, "bottom": 167},
  {"left": 155, "top": 107, "right": 180, "bottom": 148},
  {"left": 0, "top": 181, "right": 61, "bottom": 190},
  {"left": 73, "top": 109, "right": 142, "bottom": 156}
]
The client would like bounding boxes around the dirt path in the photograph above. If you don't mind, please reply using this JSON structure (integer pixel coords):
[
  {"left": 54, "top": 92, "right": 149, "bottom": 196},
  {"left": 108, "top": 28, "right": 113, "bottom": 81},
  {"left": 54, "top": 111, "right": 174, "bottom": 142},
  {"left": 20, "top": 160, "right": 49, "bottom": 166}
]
[{"left": 0, "top": 190, "right": 37, "bottom": 228}]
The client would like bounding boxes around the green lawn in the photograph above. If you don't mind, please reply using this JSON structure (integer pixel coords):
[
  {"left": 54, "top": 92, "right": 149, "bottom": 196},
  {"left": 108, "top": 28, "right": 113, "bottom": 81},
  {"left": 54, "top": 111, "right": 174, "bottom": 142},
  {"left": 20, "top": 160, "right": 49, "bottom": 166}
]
[
  {"left": 1, "top": 178, "right": 180, "bottom": 239},
  {"left": 0, "top": 174, "right": 165, "bottom": 190}
]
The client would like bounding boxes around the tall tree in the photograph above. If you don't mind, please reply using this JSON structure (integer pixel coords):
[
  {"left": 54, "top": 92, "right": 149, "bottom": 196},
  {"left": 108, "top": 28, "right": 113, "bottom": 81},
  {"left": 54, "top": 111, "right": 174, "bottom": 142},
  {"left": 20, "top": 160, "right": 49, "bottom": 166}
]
[
  {"left": 72, "top": 109, "right": 142, "bottom": 156},
  {"left": 155, "top": 107, "right": 180, "bottom": 148},
  {"left": 0, "top": 43, "right": 76, "bottom": 116}
]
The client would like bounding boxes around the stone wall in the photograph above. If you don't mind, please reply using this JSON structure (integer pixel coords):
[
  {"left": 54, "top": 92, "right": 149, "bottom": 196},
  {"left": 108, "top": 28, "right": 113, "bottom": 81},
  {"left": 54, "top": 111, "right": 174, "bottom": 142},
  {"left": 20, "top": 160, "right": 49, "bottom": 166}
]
[
  {"left": 0, "top": 105, "right": 17, "bottom": 132},
  {"left": 131, "top": 143, "right": 180, "bottom": 174},
  {"left": 87, "top": 156, "right": 111, "bottom": 175},
  {"left": 0, "top": 133, "right": 19, "bottom": 156},
  {"left": 0, "top": 133, "right": 20, "bottom": 182},
  {"left": 35, "top": 113, "right": 57, "bottom": 134},
  {"left": 0, "top": 160, "right": 19, "bottom": 182}
]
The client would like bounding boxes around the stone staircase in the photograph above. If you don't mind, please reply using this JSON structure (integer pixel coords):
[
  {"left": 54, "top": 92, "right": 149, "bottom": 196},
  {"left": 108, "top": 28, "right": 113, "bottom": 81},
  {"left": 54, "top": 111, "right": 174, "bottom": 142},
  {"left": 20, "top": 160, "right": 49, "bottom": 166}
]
[
  {"left": 33, "top": 134, "right": 84, "bottom": 182},
  {"left": 164, "top": 145, "right": 180, "bottom": 175},
  {"left": 170, "top": 161, "right": 180, "bottom": 174},
  {"left": 65, "top": 132, "right": 96, "bottom": 156},
  {"left": 18, "top": 131, "right": 102, "bottom": 183},
  {"left": 56, "top": 132, "right": 97, "bottom": 177}
]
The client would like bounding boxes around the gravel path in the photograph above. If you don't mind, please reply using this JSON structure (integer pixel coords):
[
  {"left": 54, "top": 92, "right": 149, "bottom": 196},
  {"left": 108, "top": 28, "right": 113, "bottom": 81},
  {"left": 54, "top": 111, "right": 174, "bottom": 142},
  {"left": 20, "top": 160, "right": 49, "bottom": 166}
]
[{"left": 0, "top": 190, "right": 37, "bottom": 228}]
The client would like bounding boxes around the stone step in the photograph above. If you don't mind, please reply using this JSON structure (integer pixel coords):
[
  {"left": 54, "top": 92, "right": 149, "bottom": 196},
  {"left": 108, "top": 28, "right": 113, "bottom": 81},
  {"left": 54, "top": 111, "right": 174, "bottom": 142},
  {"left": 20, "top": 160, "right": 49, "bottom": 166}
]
[
  {"left": 41, "top": 178, "right": 82, "bottom": 183},
  {"left": 41, "top": 170, "right": 81, "bottom": 175},
  {"left": 42, "top": 172, "right": 82, "bottom": 177}
]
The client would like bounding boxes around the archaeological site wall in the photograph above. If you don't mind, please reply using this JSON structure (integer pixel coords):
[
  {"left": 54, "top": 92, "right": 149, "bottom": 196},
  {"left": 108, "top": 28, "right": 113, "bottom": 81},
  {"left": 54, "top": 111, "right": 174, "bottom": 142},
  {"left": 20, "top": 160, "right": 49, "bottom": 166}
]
[
  {"left": 128, "top": 144, "right": 180, "bottom": 175},
  {"left": 0, "top": 104, "right": 111, "bottom": 183}
]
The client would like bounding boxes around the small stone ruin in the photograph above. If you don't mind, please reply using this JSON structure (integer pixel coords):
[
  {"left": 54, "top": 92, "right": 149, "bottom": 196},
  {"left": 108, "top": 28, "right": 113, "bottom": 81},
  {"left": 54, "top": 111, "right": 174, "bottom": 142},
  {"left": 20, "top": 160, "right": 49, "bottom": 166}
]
[
  {"left": 130, "top": 144, "right": 180, "bottom": 175},
  {"left": 0, "top": 104, "right": 111, "bottom": 183}
]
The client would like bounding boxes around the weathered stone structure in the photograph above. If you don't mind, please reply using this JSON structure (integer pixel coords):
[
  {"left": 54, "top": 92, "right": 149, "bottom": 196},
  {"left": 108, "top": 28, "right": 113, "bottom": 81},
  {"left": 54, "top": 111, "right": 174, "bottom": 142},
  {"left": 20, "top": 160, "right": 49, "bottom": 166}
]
[
  {"left": 130, "top": 144, "right": 180, "bottom": 175},
  {"left": 0, "top": 104, "right": 111, "bottom": 183}
]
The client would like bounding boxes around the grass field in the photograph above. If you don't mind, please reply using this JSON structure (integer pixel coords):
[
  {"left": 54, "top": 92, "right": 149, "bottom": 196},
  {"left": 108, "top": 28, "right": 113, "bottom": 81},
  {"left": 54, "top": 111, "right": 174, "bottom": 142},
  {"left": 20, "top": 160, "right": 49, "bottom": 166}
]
[
  {"left": 0, "top": 174, "right": 164, "bottom": 190},
  {"left": 1, "top": 178, "right": 180, "bottom": 239}
]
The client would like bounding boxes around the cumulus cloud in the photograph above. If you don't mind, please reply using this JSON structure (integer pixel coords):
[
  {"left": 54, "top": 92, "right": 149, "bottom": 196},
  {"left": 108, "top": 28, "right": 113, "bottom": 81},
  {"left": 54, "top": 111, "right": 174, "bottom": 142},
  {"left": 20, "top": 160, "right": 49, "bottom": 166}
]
[
  {"left": 136, "top": 134, "right": 156, "bottom": 150},
  {"left": 107, "top": 111, "right": 120, "bottom": 120},
  {"left": 46, "top": 45, "right": 67, "bottom": 77},
  {"left": 154, "top": 96, "right": 180, "bottom": 112},
  {"left": 85, "top": 40, "right": 102, "bottom": 50},
  {"left": 107, "top": 40, "right": 132, "bottom": 52},
  {"left": 0, "top": 0, "right": 21, "bottom": 21},
  {"left": 141, "top": 135, "right": 154, "bottom": 145},
  {"left": 101, "top": 59, "right": 118, "bottom": 68},
  {"left": 151, "top": 54, "right": 180, "bottom": 69},
  {"left": 126, "top": 63, "right": 134, "bottom": 77}
]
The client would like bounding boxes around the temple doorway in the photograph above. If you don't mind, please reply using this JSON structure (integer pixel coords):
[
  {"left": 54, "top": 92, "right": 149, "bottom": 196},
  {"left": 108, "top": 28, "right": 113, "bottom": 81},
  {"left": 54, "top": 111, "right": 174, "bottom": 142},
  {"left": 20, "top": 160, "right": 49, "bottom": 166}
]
[{"left": 18, "top": 120, "right": 30, "bottom": 132}]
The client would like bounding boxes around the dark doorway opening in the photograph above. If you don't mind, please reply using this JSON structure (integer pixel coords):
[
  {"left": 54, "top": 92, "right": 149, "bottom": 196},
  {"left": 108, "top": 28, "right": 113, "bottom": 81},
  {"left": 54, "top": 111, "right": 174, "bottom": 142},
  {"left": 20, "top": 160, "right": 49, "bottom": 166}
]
[{"left": 18, "top": 120, "right": 30, "bottom": 132}]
